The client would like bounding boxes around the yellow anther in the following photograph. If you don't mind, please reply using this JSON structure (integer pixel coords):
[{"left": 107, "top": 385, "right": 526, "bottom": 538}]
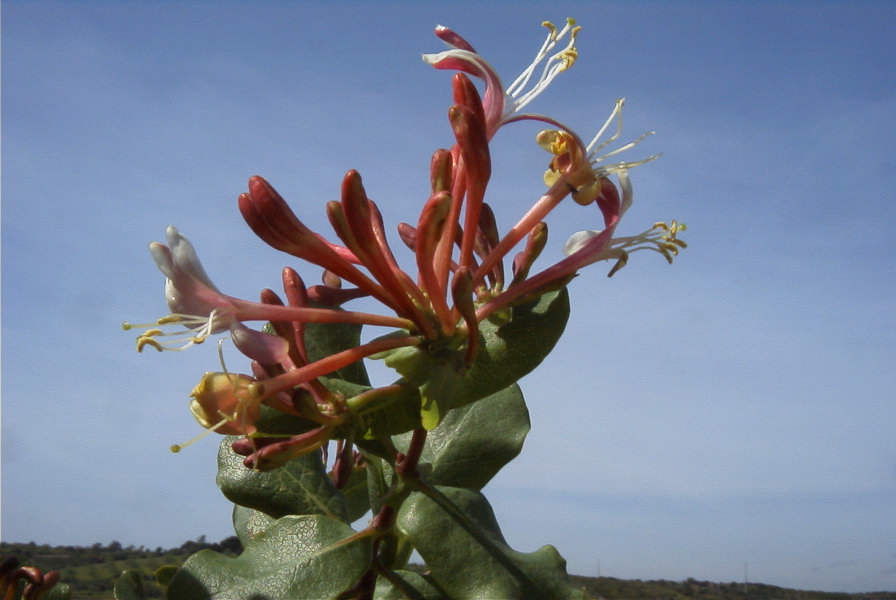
[
  {"left": 156, "top": 315, "right": 185, "bottom": 325},
  {"left": 607, "top": 252, "right": 629, "bottom": 277},
  {"left": 136, "top": 336, "right": 164, "bottom": 353},
  {"left": 571, "top": 179, "right": 603, "bottom": 206},
  {"left": 537, "top": 129, "right": 572, "bottom": 156},
  {"left": 127, "top": 310, "right": 232, "bottom": 354},
  {"left": 558, "top": 47, "right": 578, "bottom": 71}
]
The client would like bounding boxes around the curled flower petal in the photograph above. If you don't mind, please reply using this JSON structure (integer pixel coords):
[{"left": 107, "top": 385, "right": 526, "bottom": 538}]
[
  {"left": 433, "top": 24, "right": 477, "bottom": 52},
  {"left": 164, "top": 225, "right": 218, "bottom": 290},
  {"left": 150, "top": 229, "right": 235, "bottom": 326},
  {"left": 424, "top": 41, "right": 505, "bottom": 135},
  {"left": 426, "top": 19, "right": 580, "bottom": 138}
]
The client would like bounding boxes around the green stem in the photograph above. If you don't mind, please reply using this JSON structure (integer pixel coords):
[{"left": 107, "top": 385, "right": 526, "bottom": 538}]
[{"left": 347, "top": 429, "right": 430, "bottom": 599}]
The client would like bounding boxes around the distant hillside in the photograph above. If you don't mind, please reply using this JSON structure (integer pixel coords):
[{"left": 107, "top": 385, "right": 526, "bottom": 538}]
[
  {"left": 567, "top": 574, "right": 896, "bottom": 600},
  {"left": 2, "top": 539, "right": 894, "bottom": 600},
  {"left": 1, "top": 537, "right": 239, "bottom": 599}
]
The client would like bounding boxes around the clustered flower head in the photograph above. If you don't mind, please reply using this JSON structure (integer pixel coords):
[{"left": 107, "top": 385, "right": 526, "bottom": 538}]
[{"left": 126, "top": 18, "right": 685, "bottom": 470}]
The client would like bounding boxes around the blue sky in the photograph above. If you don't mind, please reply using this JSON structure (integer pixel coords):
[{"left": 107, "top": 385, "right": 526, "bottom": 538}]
[{"left": 2, "top": 0, "right": 895, "bottom": 594}]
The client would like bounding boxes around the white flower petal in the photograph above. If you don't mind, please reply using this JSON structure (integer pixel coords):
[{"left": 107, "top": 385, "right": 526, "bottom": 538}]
[
  {"left": 165, "top": 226, "right": 220, "bottom": 291},
  {"left": 149, "top": 241, "right": 176, "bottom": 279},
  {"left": 563, "top": 229, "right": 602, "bottom": 255}
]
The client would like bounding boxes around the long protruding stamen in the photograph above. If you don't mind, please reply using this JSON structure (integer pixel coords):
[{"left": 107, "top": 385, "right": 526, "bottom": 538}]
[
  {"left": 170, "top": 416, "right": 231, "bottom": 453},
  {"left": 586, "top": 98, "right": 625, "bottom": 153},
  {"left": 585, "top": 99, "right": 660, "bottom": 175},
  {"left": 505, "top": 18, "right": 580, "bottom": 113},
  {"left": 126, "top": 311, "right": 228, "bottom": 352},
  {"left": 604, "top": 220, "right": 688, "bottom": 264},
  {"left": 128, "top": 301, "right": 416, "bottom": 355}
]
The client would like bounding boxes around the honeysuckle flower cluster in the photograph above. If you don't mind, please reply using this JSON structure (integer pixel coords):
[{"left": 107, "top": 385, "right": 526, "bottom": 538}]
[{"left": 126, "top": 19, "right": 684, "bottom": 470}]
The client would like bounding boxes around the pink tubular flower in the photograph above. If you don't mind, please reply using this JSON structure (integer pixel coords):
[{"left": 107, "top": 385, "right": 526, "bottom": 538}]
[
  {"left": 420, "top": 20, "right": 681, "bottom": 319},
  {"left": 124, "top": 225, "right": 413, "bottom": 364},
  {"left": 424, "top": 18, "right": 581, "bottom": 138},
  {"left": 132, "top": 18, "right": 685, "bottom": 461}
]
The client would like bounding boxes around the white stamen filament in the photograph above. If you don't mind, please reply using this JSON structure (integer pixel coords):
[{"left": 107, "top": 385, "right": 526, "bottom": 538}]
[
  {"left": 170, "top": 412, "right": 234, "bottom": 453},
  {"left": 564, "top": 221, "right": 687, "bottom": 269},
  {"left": 125, "top": 310, "right": 230, "bottom": 352},
  {"left": 607, "top": 221, "right": 687, "bottom": 262},
  {"left": 506, "top": 18, "right": 580, "bottom": 113},
  {"left": 586, "top": 98, "right": 625, "bottom": 153},
  {"left": 584, "top": 99, "right": 661, "bottom": 176}
]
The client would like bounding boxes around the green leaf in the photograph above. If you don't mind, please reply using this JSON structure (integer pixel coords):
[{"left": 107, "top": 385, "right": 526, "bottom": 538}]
[
  {"left": 396, "top": 486, "right": 585, "bottom": 600},
  {"left": 383, "top": 288, "right": 569, "bottom": 429},
  {"left": 305, "top": 308, "right": 370, "bottom": 387},
  {"left": 114, "top": 571, "right": 145, "bottom": 600},
  {"left": 363, "top": 453, "right": 391, "bottom": 516},
  {"left": 393, "top": 383, "right": 529, "bottom": 490},
  {"left": 231, "top": 504, "right": 276, "bottom": 547},
  {"left": 217, "top": 438, "right": 348, "bottom": 521},
  {"left": 253, "top": 403, "right": 320, "bottom": 437},
  {"left": 167, "top": 515, "right": 373, "bottom": 600},
  {"left": 373, "top": 570, "right": 444, "bottom": 600},
  {"left": 340, "top": 463, "right": 372, "bottom": 522},
  {"left": 322, "top": 377, "right": 422, "bottom": 440},
  {"left": 453, "top": 287, "right": 571, "bottom": 403}
]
